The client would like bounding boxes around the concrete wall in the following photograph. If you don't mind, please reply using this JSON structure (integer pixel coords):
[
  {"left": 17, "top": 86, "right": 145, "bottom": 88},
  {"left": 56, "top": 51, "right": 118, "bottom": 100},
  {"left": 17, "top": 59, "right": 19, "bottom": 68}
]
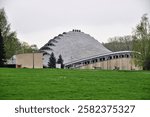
[
  {"left": 16, "top": 53, "right": 43, "bottom": 68},
  {"left": 79, "top": 58, "right": 141, "bottom": 70}
]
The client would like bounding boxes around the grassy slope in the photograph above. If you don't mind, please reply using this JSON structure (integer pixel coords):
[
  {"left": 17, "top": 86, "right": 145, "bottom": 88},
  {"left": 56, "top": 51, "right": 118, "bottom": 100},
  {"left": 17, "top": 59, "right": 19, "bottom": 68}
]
[{"left": 0, "top": 68, "right": 150, "bottom": 100}]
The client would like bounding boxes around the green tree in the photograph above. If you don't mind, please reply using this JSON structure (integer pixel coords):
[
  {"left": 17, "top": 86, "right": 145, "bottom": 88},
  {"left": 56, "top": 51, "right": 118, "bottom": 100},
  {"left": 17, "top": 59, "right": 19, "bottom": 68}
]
[
  {"left": 48, "top": 52, "right": 56, "bottom": 68},
  {"left": 0, "top": 29, "right": 6, "bottom": 67},
  {"left": 57, "top": 54, "right": 64, "bottom": 68},
  {"left": 0, "top": 8, "right": 38, "bottom": 59},
  {"left": 132, "top": 14, "right": 150, "bottom": 70},
  {"left": 19, "top": 42, "right": 38, "bottom": 54},
  {"left": 0, "top": 8, "right": 22, "bottom": 59},
  {"left": 0, "top": 9, "right": 7, "bottom": 32}
]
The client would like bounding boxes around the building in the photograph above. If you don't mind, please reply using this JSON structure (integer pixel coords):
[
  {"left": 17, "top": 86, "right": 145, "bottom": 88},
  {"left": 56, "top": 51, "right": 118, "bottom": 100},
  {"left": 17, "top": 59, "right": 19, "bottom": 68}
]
[
  {"left": 16, "top": 53, "right": 43, "bottom": 68},
  {"left": 40, "top": 30, "right": 141, "bottom": 70}
]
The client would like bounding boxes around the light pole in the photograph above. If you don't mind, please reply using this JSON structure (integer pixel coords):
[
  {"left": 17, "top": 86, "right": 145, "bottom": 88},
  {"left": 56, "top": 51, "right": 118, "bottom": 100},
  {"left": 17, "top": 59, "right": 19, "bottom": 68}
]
[
  {"left": 31, "top": 45, "right": 36, "bottom": 69},
  {"left": 32, "top": 50, "right": 34, "bottom": 69}
]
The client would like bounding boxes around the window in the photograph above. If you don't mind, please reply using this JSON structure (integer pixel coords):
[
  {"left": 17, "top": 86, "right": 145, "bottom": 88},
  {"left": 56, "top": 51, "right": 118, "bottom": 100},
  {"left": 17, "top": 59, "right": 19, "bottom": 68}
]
[{"left": 126, "top": 54, "right": 129, "bottom": 58}]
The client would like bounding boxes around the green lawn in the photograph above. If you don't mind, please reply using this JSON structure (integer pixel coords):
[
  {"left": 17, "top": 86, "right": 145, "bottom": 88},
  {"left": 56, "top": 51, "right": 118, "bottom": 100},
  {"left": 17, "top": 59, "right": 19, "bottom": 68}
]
[{"left": 0, "top": 68, "right": 150, "bottom": 100}]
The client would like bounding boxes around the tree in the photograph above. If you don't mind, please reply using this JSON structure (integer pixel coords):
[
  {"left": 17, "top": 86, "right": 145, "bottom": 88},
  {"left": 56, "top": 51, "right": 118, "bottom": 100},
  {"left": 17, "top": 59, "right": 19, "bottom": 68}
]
[
  {"left": 0, "top": 8, "right": 38, "bottom": 59},
  {"left": 19, "top": 42, "right": 38, "bottom": 54},
  {"left": 132, "top": 14, "right": 150, "bottom": 70},
  {"left": 57, "top": 54, "right": 64, "bottom": 68},
  {"left": 0, "top": 29, "right": 6, "bottom": 67},
  {"left": 0, "top": 8, "right": 22, "bottom": 59},
  {"left": 48, "top": 52, "right": 56, "bottom": 68},
  {"left": 0, "top": 9, "right": 7, "bottom": 32}
]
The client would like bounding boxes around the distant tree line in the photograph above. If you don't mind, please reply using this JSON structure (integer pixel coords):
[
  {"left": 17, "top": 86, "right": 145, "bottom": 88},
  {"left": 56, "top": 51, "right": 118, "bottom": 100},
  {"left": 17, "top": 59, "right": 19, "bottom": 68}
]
[{"left": 103, "top": 35, "right": 133, "bottom": 52}]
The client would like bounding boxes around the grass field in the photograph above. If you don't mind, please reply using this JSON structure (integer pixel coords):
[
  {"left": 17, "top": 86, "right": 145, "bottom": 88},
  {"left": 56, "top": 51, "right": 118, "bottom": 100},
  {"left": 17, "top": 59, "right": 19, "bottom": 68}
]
[{"left": 0, "top": 68, "right": 150, "bottom": 100}]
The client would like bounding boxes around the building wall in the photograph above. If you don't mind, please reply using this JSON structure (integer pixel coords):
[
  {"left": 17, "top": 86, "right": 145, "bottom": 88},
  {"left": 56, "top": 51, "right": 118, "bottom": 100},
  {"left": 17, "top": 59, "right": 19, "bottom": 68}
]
[
  {"left": 16, "top": 53, "right": 43, "bottom": 68},
  {"left": 79, "top": 58, "right": 141, "bottom": 70}
]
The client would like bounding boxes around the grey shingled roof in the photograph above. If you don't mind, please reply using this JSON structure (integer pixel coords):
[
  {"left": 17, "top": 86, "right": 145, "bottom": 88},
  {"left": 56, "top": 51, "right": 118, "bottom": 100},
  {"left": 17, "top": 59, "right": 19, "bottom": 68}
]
[{"left": 40, "top": 30, "right": 111, "bottom": 66}]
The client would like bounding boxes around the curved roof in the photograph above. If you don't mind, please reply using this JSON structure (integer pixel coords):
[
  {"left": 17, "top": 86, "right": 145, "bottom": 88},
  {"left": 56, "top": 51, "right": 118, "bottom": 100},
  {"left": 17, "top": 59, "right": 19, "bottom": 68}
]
[{"left": 40, "top": 30, "right": 111, "bottom": 65}]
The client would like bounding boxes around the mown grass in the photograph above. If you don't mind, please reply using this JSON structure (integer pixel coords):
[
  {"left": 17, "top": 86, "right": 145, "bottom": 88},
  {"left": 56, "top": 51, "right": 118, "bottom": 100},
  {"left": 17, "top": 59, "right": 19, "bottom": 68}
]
[{"left": 0, "top": 68, "right": 150, "bottom": 100}]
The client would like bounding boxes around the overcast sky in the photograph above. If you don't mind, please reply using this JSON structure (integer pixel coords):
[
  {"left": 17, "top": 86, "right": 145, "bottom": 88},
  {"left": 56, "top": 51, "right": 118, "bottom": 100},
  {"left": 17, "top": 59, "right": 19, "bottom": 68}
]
[{"left": 0, "top": 0, "right": 150, "bottom": 48}]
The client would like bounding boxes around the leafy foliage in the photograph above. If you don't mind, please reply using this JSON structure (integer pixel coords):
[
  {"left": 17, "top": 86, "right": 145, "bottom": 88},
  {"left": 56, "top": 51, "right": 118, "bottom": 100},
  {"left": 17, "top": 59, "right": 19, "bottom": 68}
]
[
  {"left": 0, "top": 8, "right": 38, "bottom": 59},
  {"left": 132, "top": 14, "right": 150, "bottom": 70},
  {"left": 0, "top": 29, "right": 6, "bottom": 67},
  {"left": 0, "top": 8, "right": 21, "bottom": 58}
]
